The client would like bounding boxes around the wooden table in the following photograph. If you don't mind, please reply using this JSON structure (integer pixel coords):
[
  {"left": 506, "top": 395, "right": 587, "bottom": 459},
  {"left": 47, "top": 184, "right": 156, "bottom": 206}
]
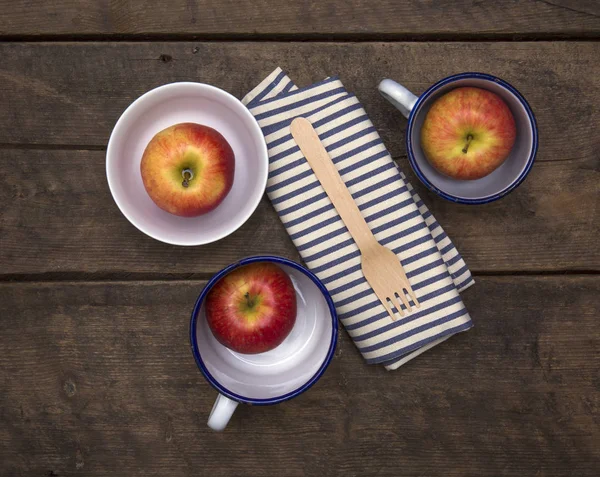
[{"left": 1, "top": 2, "right": 598, "bottom": 476}]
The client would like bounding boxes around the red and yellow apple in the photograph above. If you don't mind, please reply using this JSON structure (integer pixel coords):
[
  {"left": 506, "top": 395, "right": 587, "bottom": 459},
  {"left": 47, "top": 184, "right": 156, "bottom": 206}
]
[
  {"left": 140, "top": 122, "right": 235, "bottom": 216},
  {"left": 205, "top": 262, "right": 297, "bottom": 354},
  {"left": 420, "top": 87, "right": 516, "bottom": 180}
]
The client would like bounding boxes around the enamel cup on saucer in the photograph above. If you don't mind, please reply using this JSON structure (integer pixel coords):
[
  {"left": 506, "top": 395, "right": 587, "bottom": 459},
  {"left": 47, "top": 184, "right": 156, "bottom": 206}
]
[
  {"left": 378, "top": 73, "right": 538, "bottom": 204},
  {"left": 189, "top": 256, "right": 338, "bottom": 431}
]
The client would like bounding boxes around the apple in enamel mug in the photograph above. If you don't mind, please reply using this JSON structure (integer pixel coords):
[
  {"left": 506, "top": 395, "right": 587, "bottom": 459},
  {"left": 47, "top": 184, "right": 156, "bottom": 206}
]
[
  {"left": 140, "top": 122, "right": 235, "bottom": 217},
  {"left": 205, "top": 262, "right": 297, "bottom": 354},
  {"left": 420, "top": 87, "right": 516, "bottom": 180}
]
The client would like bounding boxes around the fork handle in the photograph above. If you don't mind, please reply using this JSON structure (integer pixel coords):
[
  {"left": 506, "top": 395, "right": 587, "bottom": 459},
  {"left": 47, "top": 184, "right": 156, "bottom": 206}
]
[{"left": 290, "top": 117, "right": 378, "bottom": 251}]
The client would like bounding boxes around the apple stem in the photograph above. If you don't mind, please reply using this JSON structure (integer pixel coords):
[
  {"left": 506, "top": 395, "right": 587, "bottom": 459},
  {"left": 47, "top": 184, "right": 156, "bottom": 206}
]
[
  {"left": 182, "top": 169, "right": 193, "bottom": 188},
  {"left": 244, "top": 292, "right": 255, "bottom": 308},
  {"left": 462, "top": 134, "right": 474, "bottom": 154}
]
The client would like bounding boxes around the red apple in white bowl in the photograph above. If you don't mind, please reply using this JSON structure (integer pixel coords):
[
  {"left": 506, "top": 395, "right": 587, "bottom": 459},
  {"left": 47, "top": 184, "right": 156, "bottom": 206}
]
[
  {"left": 205, "top": 262, "right": 297, "bottom": 354},
  {"left": 140, "top": 122, "right": 235, "bottom": 217},
  {"left": 420, "top": 87, "right": 516, "bottom": 180}
]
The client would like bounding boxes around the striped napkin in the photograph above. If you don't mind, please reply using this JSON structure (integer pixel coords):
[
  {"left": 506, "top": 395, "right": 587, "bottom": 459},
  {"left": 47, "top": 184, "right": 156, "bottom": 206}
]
[{"left": 242, "top": 68, "right": 474, "bottom": 370}]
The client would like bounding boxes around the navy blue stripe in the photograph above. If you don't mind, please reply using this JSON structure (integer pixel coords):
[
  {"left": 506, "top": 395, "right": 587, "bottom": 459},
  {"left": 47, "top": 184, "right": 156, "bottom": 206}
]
[
  {"left": 445, "top": 253, "right": 463, "bottom": 267},
  {"left": 364, "top": 202, "right": 417, "bottom": 224},
  {"left": 267, "top": 169, "right": 314, "bottom": 194},
  {"left": 380, "top": 221, "right": 426, "bottom": 247},
  {"left": 339, "top": 281, "right": 455, "bottom": 321},
  {"left": 346, "top": 293, "right": 462, "bottom": 332},
  {"left": 320, "top": 114, "right": 370, "bottom": 140},
  {"left": 455, "top": 274, "right": 474, "bottom": 291},
  {"left": 360, "top": 309, "right": 470, "bottom": 353},
  {"left": 270, "top": 180, "right": 320, "bottom": 205},
  {"left": 312, "top": 249, "right": 360, "bottom": 275},
  {"left": 302, "top": 199, "right": 421, "bottom": 262},
  {"left": 303, "top": 212, "right": 424, "bottom": 263},
  {"left": 312, "top": 102, "right": 363, "bottom": 129},
  {"left": 335, "top": 270, "right": 449, "bottom": 309},
  {"left": 322, "top": 263, "right": 362, "bottom": 285},
  {"left": 272, "top": 162, "right": 397, "bottom": 209},
  {"left": 281, "top": 81, "right": 295, "bottom": 93},
  {"left": 402, "top": 246, "right": 438, "bottom": 266},
  {"left": 386, "top": 232, "right": 432, "bottom": 254},
  {"left": 358, "top": 186, "right": 409, "bottom": 210},
  {"left": 277, "top": 192, "right": 327, "bottom": 216},
  {"left": 265, "top": 102, "right": 363, "bottom": 150},
  {"left": 254, "top": 87, "right": 347, "bottom": 120},
  {"left": 373, "top": 197, "right": 414, "bottom": 217},
  {"left": 338, "top": 150, "right": 388, "bottom": 176},
  {"left": 433, "top": 231, "right": 448, "bottom": 244},
  {"left": 332, "top": 138, "right": 382, "bottom": 165},
  {"left": 297, "top": 226, "right": 348, "bottom": 252},
  {"left": 303, "top": 238, "right": 355, "bottom": 263},
  {"left": 260, "top": 94, "right": 351, "bottom": 137},
  {"left": 411, "top": 270, "right": 451, "bottom": 291},
  {"left": 269, "top": 144, "right": 300, "bottom": 164},
  {"left": 323, "top": 252, "right": 443, "bottom": 293},
  {"left": 328, "top": 276, "right": 367, "bottom": 296},
  {"left": 269, "top": 158, "right": 305, "bottom": 179},
  {"left": 246, "top": 70, "right": 286, "bottom": 107},
  {"left": 268, "top": 143, "right": 386, "bottom": 194},
  {"left": 282, "top": 203, "right": 334, "bottom": 228},
  {"left": 427, "top": 222, "right": 441, "bottom": 233},
  {"left": 371, "top": 213, "right": 424, "bottom": 237},
  {"left": 290, "top": 215, "right": 342, "bottom": 240},
  {"left": 290, "top": 200, "right": 421, "bottom": 244},
  {"left": 269, "top": 145, "right": 386, "bottom": 194},
  {"left": 307, "top": 228, "right": 432, "bottom": 276},
  {"left": 368, "top": 322, "right": 472, "bottom": 364},
  {"left": 336, "top": 285, "right": 375, "bottom": 308},
  {"left": 352, "top": 174, "right": 399, "bottom": 199},
  {"left": 440, "top": 242, "right": 454, "bottom": 255},
  {"left": 326, "top": 126, "right": 377, "bottom": 153},
  {"left": 251, "top": 76, "right": 340, "bottom": 109},
  {"left": 407, "top": 258, "right": 445, "bottom": 279},
  {"left": 345, "top": 162, "right": 395, "bottom": 188},
  {"left": 267, "top": 132, "right": 294, "bottom": 150},
  {"left": 451, "top": 263, "right": 469, "bottom": 280}
]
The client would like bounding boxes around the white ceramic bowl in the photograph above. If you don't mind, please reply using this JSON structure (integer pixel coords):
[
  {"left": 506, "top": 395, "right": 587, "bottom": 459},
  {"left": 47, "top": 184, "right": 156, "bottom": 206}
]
[{"left": 106, "top": 82, "right": 268, "bottom": 245}]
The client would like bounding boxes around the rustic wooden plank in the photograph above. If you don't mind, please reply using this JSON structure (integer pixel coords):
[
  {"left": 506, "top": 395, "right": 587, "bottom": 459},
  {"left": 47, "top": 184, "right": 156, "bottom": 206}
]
[
  {"left": 0, "top": 145, "right": 597, "bottom": 276},
  {"left": 1, "top": 145, "right": 598, "bottom": 275},
  {"left": 0, "top": 42, "right": 598, "bottom": 166},
  {"left": 0, "top": 0, "right": 599, "bottom": 37},
  {"left": 0, "top": 276, "right": 597, "bottom": 476}
]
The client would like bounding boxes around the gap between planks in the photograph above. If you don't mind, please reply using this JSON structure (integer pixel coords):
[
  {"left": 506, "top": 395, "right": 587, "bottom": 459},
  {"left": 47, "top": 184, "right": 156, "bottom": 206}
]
[
  {"left": 0, "top": 33, "right": 599, "bottom": 42},
  {"left": 0, "top": 270, "right": 597, "bottom": 285}
]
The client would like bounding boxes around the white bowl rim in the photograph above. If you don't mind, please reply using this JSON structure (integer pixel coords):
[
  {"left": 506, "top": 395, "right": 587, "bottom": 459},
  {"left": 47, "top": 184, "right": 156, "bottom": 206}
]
[{"left": 105, "top": 81, "right": 269, "bottom": 246}]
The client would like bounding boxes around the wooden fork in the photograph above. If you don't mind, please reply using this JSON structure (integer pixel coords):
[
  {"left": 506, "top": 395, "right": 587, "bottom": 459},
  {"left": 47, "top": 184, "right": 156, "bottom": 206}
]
[{"left": 290, "top": 117, "right": 420, "bottom": 320}]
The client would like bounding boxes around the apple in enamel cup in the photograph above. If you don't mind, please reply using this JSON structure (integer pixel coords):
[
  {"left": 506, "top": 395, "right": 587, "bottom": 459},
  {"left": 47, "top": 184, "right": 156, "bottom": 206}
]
[
  {"left": 205, "top": 262, "right": 297, "bottom": 354},
  {"left": 140, "top": 122, "right": 235, "bottom": 217},
  {"left": 420, "top": 87, "right": 516, "bottom": 180}
]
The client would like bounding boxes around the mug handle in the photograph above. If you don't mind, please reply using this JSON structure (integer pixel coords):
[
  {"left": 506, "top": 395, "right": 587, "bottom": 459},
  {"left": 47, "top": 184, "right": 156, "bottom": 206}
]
[
  {"left": 207, "top": 393, "right": 238, "bottom": 431},
  {"left": 378, "top": 79, "right": 418, "bottom": 119}
]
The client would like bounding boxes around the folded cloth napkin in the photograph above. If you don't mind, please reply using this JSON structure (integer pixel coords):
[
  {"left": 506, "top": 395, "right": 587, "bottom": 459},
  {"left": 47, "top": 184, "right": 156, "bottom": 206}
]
[{"left": 243, "top": 68, "right": 474, "bottom": 370}]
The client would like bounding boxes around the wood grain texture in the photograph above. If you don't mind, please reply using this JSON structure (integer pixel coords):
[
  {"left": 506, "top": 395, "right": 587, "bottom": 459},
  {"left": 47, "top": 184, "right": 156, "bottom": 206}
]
[
  {"left": 1, "top": 42, "right": 599, "bottom": 164},
  {"left": 0, "top": 150, "right": 600, "bottom": 278},
  {"left": 0, "top": 276, "right": 598, "bottom": 476},
  {"left": 0, "top": 0, "right": 599, "bottom": 37},
  {"left": 1, "top": 145, "right": 597, "bottom": 276},
  {"left": 0, "top": 42, "right": 598, "bottom": 275}
]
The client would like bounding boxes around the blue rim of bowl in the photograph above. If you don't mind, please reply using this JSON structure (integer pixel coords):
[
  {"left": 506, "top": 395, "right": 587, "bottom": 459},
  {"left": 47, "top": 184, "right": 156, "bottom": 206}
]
[
  {"left": 189, "top": 255, "right": 338, "bottom": 406},
  {"left": 406, "top": 72, "right": 538, "bottom": 205}
]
